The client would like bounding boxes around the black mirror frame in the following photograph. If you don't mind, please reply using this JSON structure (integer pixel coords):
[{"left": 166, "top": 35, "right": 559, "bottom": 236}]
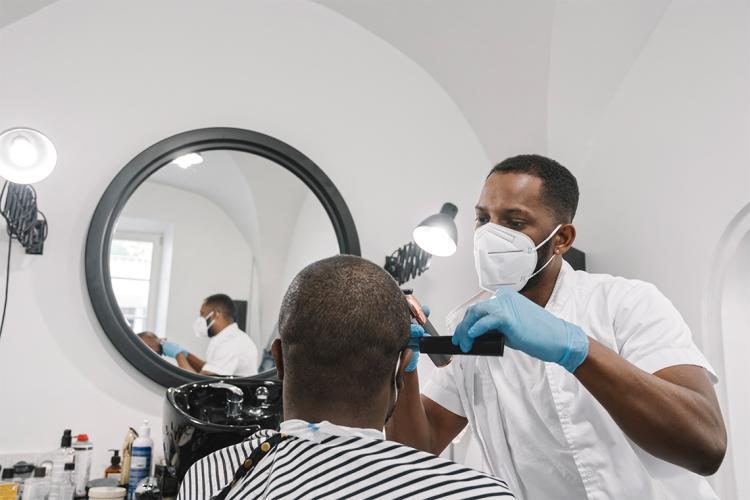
[{"left": 86, "top": 127, "right": 360, "bottom": 388}]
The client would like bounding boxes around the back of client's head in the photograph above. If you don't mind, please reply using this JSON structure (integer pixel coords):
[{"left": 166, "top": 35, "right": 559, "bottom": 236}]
[{"left": 278, "top": 255, "right": 410, "bottom": 413}]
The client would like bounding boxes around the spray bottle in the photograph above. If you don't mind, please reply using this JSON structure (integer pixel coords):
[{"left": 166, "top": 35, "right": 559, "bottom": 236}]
[{"left": 127, "top": 421, "right": 153, "bottom": 500}]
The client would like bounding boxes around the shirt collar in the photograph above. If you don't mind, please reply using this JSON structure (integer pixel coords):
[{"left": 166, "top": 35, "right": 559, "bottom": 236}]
[
  {"left": 545, "top": 259, "right": 573, "bottom": 314},
  {"left": 213, "top": 322, "right": 239, "bottom": 337},
  {"left": 280, "top": 419, "right": 384, "bottom": 441}
]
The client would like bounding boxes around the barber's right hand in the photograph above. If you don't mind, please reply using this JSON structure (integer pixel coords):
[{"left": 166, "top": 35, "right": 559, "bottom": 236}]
[{"left": 161, "top": 341, "right": 188, "bottom": 358}]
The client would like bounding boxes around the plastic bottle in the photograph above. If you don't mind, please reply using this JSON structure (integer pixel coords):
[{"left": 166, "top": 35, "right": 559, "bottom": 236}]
[
  {"left": 49, "top": 429, "right": 75, "bottom": 500},
  {"left": 57, "top": 463, "right": 75, "bottom": 500},
  {"left": 0, "top": 469, "right": 19, "bottom": 500},
  {"left": 127, "top": 421, "right": 153, "bottom": 500},
  {"left": 72, "top": 434, "right": 93, "bottom": 497},
  {"left": 21, "top": 468, "right": 51, "bottom": 500},
  {"left": 12, "top": 461, "right": 34, "bottom": 498},
  {"left": 105, "top": 450, "right": 123, "bottom": 481}
]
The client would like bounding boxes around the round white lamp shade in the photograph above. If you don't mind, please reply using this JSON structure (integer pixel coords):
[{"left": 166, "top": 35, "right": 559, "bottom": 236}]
[
  {"left": 0, "top": 128, "right": 57, "bottom": 184},
  {"left": 412, "top": 203, "right": 459, "bottom": 257}
]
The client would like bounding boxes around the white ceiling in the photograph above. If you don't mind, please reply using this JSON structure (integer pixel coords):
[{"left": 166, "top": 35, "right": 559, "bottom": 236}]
[{"left": 315, "top": 0, "right": 554, "bottom": 163}]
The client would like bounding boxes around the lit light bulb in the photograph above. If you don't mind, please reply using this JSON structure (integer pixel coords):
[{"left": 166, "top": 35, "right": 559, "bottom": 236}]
[
  {"left": 413, "top": 226, "right": 457, "bottom": 257},
  {"left": 8, "top": 136, "right": 38, "bottom": 168},
  {"left": 0, "top": 127, "right": 57, "bottom": 184},
  {"left": 171, "top": 153, "right": 204, "bottom": 169}
]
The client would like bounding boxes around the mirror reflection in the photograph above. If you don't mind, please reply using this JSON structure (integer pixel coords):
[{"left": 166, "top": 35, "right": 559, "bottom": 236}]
[{"left": 109, "top": 149, "right": 338, "bottom": 376}]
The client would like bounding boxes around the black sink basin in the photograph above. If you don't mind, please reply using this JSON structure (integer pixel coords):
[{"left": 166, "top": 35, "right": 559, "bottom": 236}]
[{"left": 163, "top": 371, "right": 283, "bottom": 483}]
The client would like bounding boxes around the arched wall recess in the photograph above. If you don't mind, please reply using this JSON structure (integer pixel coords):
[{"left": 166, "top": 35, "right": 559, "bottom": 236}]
[{"left": 701, "top": 203, "right": 750, "bottom": 499}]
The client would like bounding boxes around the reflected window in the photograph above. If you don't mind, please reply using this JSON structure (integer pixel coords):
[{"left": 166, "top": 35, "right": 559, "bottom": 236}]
[{"left": 110, "top": 233, "right": 162, "bottom": 332}]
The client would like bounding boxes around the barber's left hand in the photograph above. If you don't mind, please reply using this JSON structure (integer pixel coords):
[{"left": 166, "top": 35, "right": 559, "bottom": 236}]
[
  {"left": 405, "top": 324, "right": 426, "bottom": 372},
  {"left": 452, "top": 287, "right": 589, "bottom": 373},
  {"left": 161, "top": 341, "right": 188, "bottom": 358},
  {"left": 404, "top": 303, "right": 432, "bottom": 373}
]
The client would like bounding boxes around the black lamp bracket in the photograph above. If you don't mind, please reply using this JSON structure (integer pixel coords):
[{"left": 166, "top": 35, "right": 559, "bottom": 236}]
[
  {"left": 0, "top": 182, "right": 48, "bottom": 255},
  {"left": 384, "top": 241, "right": 431, "bottom": 285}
]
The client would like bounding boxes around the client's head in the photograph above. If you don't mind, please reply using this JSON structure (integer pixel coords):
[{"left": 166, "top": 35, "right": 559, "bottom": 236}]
[
  {"left": 137, "top": 331, "right": 162, "bottom": 355},
  {"left": 271, "top": 255, "right": 411, "bottom": 429}
]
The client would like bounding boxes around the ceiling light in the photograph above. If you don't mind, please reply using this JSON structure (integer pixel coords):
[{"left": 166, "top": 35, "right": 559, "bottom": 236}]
[{"left": 170, "top": 152, "right": 203, "bottom": 169}]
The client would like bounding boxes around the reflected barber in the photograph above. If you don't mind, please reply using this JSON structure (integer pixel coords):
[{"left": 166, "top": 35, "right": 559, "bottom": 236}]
[
  {"left": 386, "top": 155, "right": 727, "bottom": 499},
  {"left": 161, "top": 293, "right": 259, "bottom": 377}
]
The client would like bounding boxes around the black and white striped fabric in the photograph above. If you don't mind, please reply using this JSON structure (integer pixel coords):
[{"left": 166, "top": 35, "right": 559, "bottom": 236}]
[{"left": 178, "top": 429, "right": 514, "bottom": 499}]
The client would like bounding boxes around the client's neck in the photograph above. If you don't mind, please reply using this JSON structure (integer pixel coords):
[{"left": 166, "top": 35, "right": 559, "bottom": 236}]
[{"left": 283, "top": 390, "right": 388, "bottom": 431}]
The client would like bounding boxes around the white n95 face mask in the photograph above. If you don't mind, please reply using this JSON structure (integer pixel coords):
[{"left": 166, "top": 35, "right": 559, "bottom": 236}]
[
  {"left": 474, "top": 223, "right": 561, "bottom": 293},
  {"left": 193, "top": 311, "right": 215, "bottom": 338}
]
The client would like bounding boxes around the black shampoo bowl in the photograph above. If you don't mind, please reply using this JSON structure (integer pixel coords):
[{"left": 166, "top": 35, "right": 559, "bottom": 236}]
[{"left": 163, "top": 371, "right": 282, "bottom": 484}]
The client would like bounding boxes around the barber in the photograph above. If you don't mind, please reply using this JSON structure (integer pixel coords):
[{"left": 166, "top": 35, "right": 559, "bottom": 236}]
[{"left": 386, "top": 155, "right": 726, "bottom": 499}]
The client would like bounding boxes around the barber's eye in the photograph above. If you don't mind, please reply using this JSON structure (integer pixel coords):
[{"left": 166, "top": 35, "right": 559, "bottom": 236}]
[
  {"left": 509, "top": 220, "right": 526, "bottom": 229},
  {"left": 475, "top": 215, "right": 489, "bottom": 226}
]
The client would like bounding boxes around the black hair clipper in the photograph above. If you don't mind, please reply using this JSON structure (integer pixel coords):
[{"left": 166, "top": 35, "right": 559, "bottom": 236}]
[{"left": 403, "top": 290, "right": 505, "bottom": 368}]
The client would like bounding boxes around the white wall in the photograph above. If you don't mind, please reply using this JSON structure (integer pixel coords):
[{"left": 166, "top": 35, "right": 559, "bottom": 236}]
[
  {"left": 0, "top": 0, "right": 488, "bottom": 476},
  {"left": 118, "top": 182, "right": 254, "bottom": 357},
  {"left": 547, "top": 2, "right": 750, "bottom": 496}
]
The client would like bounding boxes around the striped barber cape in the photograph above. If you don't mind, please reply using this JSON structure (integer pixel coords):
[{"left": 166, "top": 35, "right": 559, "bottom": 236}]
[{"left": 178, "top": 420, "right": 514, "bottom": 499}]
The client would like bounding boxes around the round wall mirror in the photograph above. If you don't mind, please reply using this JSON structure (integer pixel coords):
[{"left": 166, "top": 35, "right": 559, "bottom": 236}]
[{"left": 86, "top": 128, "right": 360, "bottom": 387}]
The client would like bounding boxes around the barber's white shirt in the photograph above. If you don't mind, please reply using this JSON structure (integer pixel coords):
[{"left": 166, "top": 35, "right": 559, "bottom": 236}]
[
  {"left": 424, "top": 261, "right": 718, "bottom": 500},
  {"left": 203, "top": 323, "right": 258, "bottom": 376}
]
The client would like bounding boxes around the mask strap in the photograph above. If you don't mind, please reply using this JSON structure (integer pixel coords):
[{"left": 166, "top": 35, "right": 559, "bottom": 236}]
[
  {"left": 205, "top": 310, "right": 216, "bottom": 329},
  {"left": 533, "top": 224, "right": 562, "bottom": 251},
  {"left": 528, "top": 224, "right": 562, "bottom": 280},
  {"left": 528, "top": 252, "right": 557, "bottom": 280}
]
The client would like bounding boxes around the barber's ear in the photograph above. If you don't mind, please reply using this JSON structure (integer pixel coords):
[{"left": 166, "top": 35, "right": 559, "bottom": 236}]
[
  {"left": 556, "top": 223, "right": 577, "bottom": 255},
  {"left": 271, "top": 339, "right": 284, "bottom": 380}
]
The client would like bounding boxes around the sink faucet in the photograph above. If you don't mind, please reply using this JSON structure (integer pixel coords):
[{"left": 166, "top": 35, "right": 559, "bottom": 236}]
[{"left": 209, "top": 382, "right": 245, "bottom": 418}]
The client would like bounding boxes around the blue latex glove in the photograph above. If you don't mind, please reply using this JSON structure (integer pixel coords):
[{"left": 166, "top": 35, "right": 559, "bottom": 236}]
[
  {"left": 406, "top": 324, "right": 427, "bottom": 372},
  {"left": 404, "top": 304, "right": 431, "bottom": 373},
  {"left": 452, "top": 287, "right": 589, "bottom": 373},
  {"left": 161, "top": 341, "right": 188, "bottom": 358}
]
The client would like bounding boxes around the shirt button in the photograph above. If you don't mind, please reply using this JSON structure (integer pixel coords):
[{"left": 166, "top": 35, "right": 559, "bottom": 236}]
[{"left": 243, "top": 459, "right": 253, "bottom": 469}]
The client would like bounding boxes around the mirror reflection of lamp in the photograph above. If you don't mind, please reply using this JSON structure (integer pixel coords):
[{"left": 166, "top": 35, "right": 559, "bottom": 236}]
[{"left": 384, "top": 202, "right": 458, "bottom": 285}]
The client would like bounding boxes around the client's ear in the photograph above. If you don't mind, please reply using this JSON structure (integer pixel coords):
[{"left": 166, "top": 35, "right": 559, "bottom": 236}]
[
  {"left": 395, "top": 349, "right": 412, "bottom": 390},
  {"left": 271, "top": 339, "right": 284, "bottom": 380}
]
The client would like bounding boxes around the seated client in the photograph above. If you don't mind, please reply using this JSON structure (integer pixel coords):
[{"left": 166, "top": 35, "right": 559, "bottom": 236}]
[{"left": 178, "top": 255, "right": 513, "bottom": 499}]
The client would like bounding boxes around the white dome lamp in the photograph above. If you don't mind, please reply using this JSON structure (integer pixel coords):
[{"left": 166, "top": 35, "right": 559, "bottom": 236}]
[
  {"left": 0, "top": 128, "right": 57, "bottom": 184},
  {"left": 413, "top": 202, "right": 458, "bottom": 257},
  {"left": 384, "top": 202, "right": 458, "bottom": 286}
]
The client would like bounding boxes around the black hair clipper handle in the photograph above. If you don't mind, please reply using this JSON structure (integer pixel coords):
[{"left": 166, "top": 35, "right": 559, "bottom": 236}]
[
  {"left": 420, "top": 331, "right": 505, "bottom": 356},
  {"left": 421, "top": 319, "right": 453, "bottom": 367}
]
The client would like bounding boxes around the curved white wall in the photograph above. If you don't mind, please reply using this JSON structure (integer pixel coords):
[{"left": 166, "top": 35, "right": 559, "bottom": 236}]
[
  {"left": 0, "top": 0, "right": 488, "bottom": 473},
  {"left": 547, "top": 3, "right": 749, "bottom": 496}
]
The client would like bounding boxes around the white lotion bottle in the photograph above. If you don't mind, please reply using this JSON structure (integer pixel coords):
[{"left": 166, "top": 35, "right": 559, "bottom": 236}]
[{"left": 127, "top": 421, "right": 153, "bottom": 500}]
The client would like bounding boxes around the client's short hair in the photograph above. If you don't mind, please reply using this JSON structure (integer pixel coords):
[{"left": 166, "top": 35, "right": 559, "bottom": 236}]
[
  {"left": 204, "top": 293, "right": 237, "bottom": 322},
  {"left": 278, "top": 255, "right": 410, "bottom": 406}
]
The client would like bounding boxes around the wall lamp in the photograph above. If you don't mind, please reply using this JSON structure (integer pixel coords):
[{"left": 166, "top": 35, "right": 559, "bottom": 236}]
[
  {"left": 0, "top": 127, "right": 56, "bottom": 254},
  {"left": 385, "top": 202, "right": 458, "bottom": 285}
]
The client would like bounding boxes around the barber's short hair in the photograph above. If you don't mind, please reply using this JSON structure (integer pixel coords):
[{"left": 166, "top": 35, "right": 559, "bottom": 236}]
[
  {"left": 278, "top": 255, "right": 410, "bottom": 406},
  {"left": 489, "top": 154, "right": 580, "bottom": 223},
  {"left": 204, "top": 293, "right": 237, "bottom": 322}
]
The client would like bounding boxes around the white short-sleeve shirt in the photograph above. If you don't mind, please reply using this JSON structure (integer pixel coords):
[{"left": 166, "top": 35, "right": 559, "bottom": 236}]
[
  {"left": 423, "top": 261, "right": 718, "bottom": 500},
  {"left": 203, "top": 323, "right": 259, "bottom": 377}
]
